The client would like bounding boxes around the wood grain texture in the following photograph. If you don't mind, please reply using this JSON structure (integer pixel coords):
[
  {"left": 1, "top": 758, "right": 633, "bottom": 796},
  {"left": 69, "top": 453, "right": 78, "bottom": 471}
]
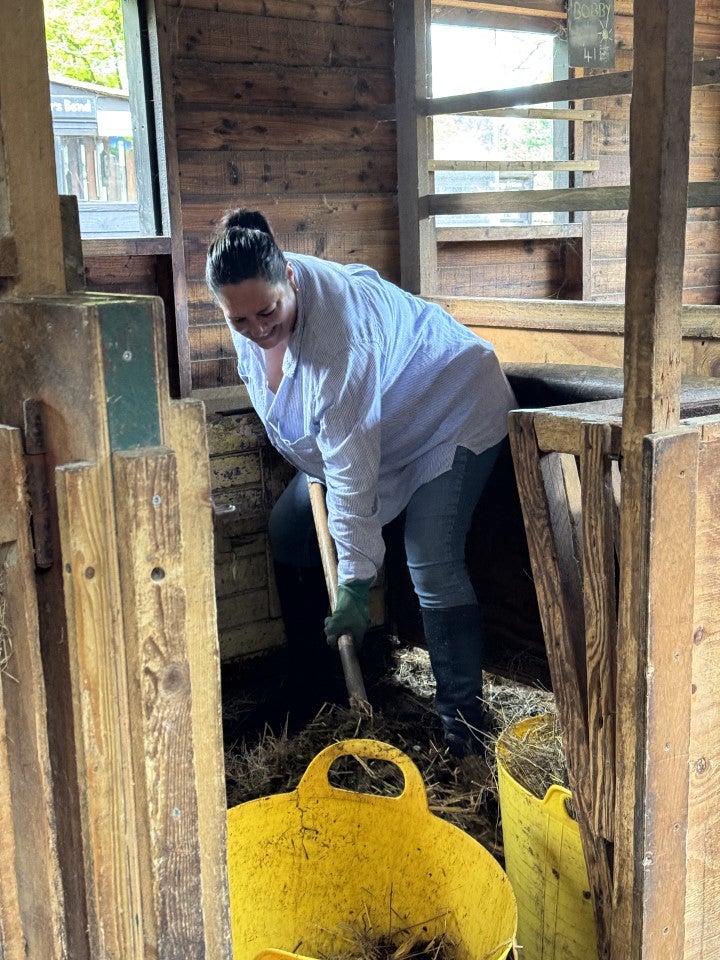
[
  {"left": 0, "top": 426, "right": 66, "bottom": 960},
  {"left": 634, "top": 430, "right": 698, "bottom": 959},
  {"left": 55, "top": 461, "right": 145, "bottom": 960},
  {"left": 509, "top": 410, "right": 612, "bottom": 959},
  {"left": 686, "top": 435, "right": 720, "bottom": 960},
  {"left": 0, "top": 0, "right": 65, "bottom": 293},
  {"left": 113, "top": 448, "right": 208, "bottom": 959},
  {"left": 580, "top": 422, "right": 617, "bottom": 842},
  {"left": 166, "top": 0, "right": 393, "bottom": 29},
  {"left": 614, "top": 1, "right": 697, "bottom": 955}
]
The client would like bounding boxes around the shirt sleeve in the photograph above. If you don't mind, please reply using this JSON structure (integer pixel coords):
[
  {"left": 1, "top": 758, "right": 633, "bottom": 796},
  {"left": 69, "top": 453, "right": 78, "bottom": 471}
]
[{"left": 315, "top": 341, "right": 385, "bottom": 584}]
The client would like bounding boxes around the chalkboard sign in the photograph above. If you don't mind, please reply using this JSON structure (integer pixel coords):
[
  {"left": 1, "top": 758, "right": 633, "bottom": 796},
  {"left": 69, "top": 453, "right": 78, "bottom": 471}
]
[{"left": 567, "top": 0, "right": 615, "bottom": 69}]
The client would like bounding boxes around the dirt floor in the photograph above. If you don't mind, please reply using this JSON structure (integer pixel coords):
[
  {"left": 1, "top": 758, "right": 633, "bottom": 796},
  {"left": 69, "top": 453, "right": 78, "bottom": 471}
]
[{"left": 221, "top": 638, "right": 563, "bottom": 859}]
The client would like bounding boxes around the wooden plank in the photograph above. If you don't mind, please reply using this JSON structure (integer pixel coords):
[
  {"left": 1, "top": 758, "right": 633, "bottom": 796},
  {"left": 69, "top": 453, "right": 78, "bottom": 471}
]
[
  {"left": 429, "top": 295, "right": 720, "bottom": 335},
  {"left": 173, "top": 60, "right": 394, "bottom": 113},
  {"left": 613, "top": 0, "right": 697, "bottom": 954},
  {"left": 425, "top": 181, "right": 720, "bottom": 217},
  {"left": 474, "top": 107, "right": 601, "bottom": 121},
  {"left": 436, "top": 223, "right": 584, "bottom": 242},
  {"left": 617, "top": 430, "right": 698, "bottom": 958},
  {"left": 0, "top": 426, "right": 66, "bottom": 960},
  {"left": 686, "top": 435, "right": 720, "bottom": 959},
  {"left": 580, "top": 422, "right": 617, "bottom": 842},
  {"left": 421, "top": 56, "right": 720, "bottom": 117},
  {"left": 177, "top": 148, "right": 398, "bottom": 197},
  {"left": 113, "top": 447, "right": 209, "bottom": 958},
  {"left": 0, "top": 0, "right": 65, "bottom": 294},
  {"left": 433, "top": 0, "right": 566, "bottom": 13},
  {"left": 509, "top": 410, "right": 613, "bottom": 959},
  {"left": 82, "top": 238, "right": 173, "bottom": 257},
  {"left": 154, "top": 0, "right": 192, "bottom": 397},
  {"left": 174, "top": 106, "right": 397, "bottom": 153},
  {"left": 55, "top": 461, "right": 145, "bottom": 960},
  {"left": 166, "top": 0, "right": 393, "bottom": 29},
  {"left": 167, "top": 400, "right": 232, "bottom": 959},
  {"left": 431, "top": 160, "right": 600, "bottom": 172},
  {"left": 392, "top": 0, "right": 436, "bottom": 294},
  {"left": 171, "top": 7, "right": 393, "bottom": 69}
]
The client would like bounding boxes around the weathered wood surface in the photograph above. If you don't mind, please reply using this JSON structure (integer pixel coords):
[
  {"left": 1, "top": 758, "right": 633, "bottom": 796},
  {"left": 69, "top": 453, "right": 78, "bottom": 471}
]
[
  {"left": 55, "top": 461, "right": 144, "bottom": 960},
  {"left": 0, "top": 0, "right": 64, "bottom": 294},
  {"left": 0, "top": 426, "right": 66, "bottom": 960},
  {"left": 509, "top": 410, "right": 613, "bottom": 960},
  {"left": 686, "top": 434, "right": 720, "bottom": 959},
  {"left": 167, "top": 399, "right": 232, "bottom": 960},
  {"left": 113, "top": 447, "right": 212, "bottom": 959},
  {"left": 580, "top": 422, "right": 617, "bottom": 842},
  {"left": 613, "top": 0, "right": 697, "bottom": 956}
]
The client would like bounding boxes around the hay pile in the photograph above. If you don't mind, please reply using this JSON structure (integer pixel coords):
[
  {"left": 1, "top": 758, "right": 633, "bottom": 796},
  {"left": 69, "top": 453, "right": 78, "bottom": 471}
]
[{"left": 224, "top": 645, "right": 565, "bottom": 854}]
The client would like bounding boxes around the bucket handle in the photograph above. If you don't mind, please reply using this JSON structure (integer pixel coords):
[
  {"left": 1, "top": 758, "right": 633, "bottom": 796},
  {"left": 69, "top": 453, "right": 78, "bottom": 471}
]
[{"left": 296, "top": 738, "right": 429, "bottom": 810}]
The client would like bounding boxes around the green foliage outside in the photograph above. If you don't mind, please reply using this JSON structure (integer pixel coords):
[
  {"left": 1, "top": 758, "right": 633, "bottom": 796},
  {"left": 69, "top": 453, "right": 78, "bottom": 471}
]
[{"left": 44, "top": 0, "right": 127, "bottom": 90}]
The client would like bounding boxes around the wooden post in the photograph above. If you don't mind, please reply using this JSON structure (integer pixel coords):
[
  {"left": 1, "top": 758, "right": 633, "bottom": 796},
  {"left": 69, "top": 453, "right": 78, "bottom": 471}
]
[
  {"left": 613, "top": 0, "right": 697, "bottom": 955},
  {"left": 0, "top": 0, "right": 65, "bottom": 295},
  {"left": 56, "top": 461, "right": 146, "bottom": 959},
  {"left": 0, "top": 426, "right": 66, "bottom": 960},
  {"left": 393, "top": 0, "right": 437, "bottom": 295}
]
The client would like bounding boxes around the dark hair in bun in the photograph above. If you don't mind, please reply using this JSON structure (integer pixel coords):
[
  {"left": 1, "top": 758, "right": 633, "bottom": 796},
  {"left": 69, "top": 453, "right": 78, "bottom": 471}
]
[{"left": 206, "top": 207, "right": 288, "bottom": 293}]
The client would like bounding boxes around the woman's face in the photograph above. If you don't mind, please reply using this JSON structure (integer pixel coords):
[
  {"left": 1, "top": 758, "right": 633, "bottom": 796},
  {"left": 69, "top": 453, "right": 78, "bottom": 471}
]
[{"left": 216, "top": 265, "right": 297, "bottom": 350}]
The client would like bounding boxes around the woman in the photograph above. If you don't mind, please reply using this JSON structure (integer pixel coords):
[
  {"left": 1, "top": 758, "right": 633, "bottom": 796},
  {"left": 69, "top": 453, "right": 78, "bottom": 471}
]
[{"left": 206, "top": 208, "right": 517, "bottom": 756}]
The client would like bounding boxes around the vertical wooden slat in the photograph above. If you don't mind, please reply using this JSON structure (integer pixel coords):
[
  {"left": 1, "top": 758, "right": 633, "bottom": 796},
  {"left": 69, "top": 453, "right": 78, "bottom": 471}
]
[
  {"left": 686, "top": 433, "right": 720, "bottom": 960},
  {"left": 0, "top": 426, "right": 66, "bottom": 960},
  {"left": 580, "top": 421, "right": 616, "bottom": 841},
  {"left": 55, "top": 461, "right": 145, "bottom": 960},
  {"left": 0, "top": 0, "right": 65, "bottom": 294},
  {"left": 393, "top": 0, "right": 437, "bottom": 294},
  {"left": 113, "top": 447, "right": 206, "bottom": 958},
  {"left": 614, "top": 0, "right": 696, "bottom": 955},
  {"left": 168, "top": 399, "right": 233, "bottom": 959},
  {"left": 509, "top": 410, "right": 612, "bottom": 960}
]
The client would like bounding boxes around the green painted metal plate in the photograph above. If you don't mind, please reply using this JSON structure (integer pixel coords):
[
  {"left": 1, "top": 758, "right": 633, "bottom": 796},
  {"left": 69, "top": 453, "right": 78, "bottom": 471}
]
[{"left": 99, "top": 299, "right": 161, "bottom": 451}]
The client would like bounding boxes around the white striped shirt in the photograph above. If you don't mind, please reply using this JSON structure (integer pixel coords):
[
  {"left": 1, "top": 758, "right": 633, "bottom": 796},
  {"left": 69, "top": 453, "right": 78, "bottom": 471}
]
[{"left": 229, "top": 254, "right": 516, "bottom": 583}]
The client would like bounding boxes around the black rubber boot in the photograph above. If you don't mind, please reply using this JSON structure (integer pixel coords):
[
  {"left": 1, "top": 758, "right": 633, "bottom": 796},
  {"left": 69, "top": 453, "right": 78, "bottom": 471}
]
[
  {"left": 272, "top": 562, "right": 347, "bottom": 723},
  {"left": 421, "top": 604, "right": 487, "bottom": 757}
]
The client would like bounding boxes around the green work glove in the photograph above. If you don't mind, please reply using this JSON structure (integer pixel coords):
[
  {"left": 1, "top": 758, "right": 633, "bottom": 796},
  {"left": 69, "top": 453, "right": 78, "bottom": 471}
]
[{"left": 324, "top": 579, "right": 373, "bottom": 650}]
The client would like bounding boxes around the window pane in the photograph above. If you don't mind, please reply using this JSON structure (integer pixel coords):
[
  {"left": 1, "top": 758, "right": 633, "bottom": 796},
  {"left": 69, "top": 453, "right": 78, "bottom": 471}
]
[
  {"left": 431, "top": 24, "right": 567, "bottom": 227},
  {"left": 44, "top": 0, "right": 159, "bottom": 238}
]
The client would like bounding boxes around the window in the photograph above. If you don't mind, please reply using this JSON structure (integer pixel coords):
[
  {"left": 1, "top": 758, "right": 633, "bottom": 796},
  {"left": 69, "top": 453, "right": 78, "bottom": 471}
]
[
  {"left": 431, "top": 23, "right": 569, "bottom": 228},
  {"left": 43, "top": 0, "right": 164, "bottom": 239}
]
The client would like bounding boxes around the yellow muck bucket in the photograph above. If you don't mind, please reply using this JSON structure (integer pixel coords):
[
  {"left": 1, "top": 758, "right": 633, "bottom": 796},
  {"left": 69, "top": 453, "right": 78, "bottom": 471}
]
[
  {"left": 227, "top": 738, "right": 517, "bottom": 960},
  {"left": 496, "top": 716, "right": 598, "bottom": 960}
]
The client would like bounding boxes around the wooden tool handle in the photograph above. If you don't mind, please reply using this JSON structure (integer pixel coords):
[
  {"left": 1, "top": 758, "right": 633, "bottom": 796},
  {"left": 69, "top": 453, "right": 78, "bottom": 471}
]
[{"left": 307, "top": 479, "right": 371, "bottom": 713}]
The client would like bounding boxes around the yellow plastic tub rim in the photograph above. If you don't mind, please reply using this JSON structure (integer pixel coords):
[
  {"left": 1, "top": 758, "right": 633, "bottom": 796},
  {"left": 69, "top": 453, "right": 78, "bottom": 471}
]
[
  {"left": 227, "top": 738, "right": 517, "bottom": 960},
  {"left": 496, "top": 715, "right": 599, "bottom": 960}
]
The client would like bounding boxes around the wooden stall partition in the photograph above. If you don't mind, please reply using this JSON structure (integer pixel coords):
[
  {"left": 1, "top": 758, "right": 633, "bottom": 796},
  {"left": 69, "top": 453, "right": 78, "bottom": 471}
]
[
  {"left": 0, "top": 293, "right": 231, "bottom": 959},
  {"left": 0, "top": 426, "right": 66, "bottom": 960}
]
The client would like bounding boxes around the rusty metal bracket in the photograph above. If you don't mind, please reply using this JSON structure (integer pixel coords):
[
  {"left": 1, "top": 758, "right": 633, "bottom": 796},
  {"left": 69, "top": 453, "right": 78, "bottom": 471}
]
[{"left": 22, "top": 399, "right": 53, "bottom": 568}]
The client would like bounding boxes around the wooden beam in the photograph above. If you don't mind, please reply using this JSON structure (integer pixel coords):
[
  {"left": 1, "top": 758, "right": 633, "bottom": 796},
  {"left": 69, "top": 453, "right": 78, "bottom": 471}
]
[
  {"left": 424, "top": 181, "right": 720, "bottom": 217},
  {"left": 473, "top": 106, "right": 600, "bottom": 121},
  {"left": 613, "top": 0, "right": 697, "bottom": 955},
  {"left": 430, "top": 160, "right": 600, "bottom": 172},
  {"left": 421, "top": 56, "right": 720, "bottom": 117},
  {"left": 580, "top": 422, "right": 617, "bottom": 842},
  {"left": 432, "top": 0, "right": 566, "bottom": 14},
  {"left": 393, "top": 0, "right": 437, "bottom": 294},
  {"left": 113, "top": 447, "right": 208, "bottom": 958},
  {"left": 435, "top": 223, "right": 583, "bottom": 242},
  {"left": 55, "top": 461, "right": 145, "bottom": 960},
  {"left": 168, "top": 400, "right": 233, "bottom": 959},
  {"left": 0, "top": 426, "right": 66, "bottom": 960},
  {"left": 0, "top": 0, "right": 65, "bottom": 294}
]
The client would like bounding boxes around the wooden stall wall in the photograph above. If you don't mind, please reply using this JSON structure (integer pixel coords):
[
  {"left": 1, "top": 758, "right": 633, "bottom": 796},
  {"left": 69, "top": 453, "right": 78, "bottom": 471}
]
[
  {"left": 584, "top": 1, "right": 720, "bottom": 303},
  {"left": 159, "top": 0, "right": 399, "bottom": 391}
]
